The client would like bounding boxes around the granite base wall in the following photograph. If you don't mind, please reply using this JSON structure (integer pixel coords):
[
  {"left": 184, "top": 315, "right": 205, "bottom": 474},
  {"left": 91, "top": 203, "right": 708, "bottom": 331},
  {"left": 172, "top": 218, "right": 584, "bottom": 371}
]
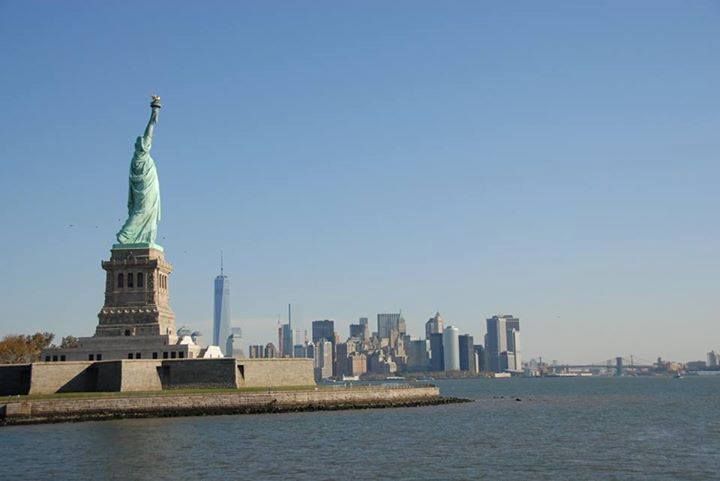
[
  {"left": 119, "top": 360, "right": 163, "bottom": 392},
  {"left": 29, "top": 362, "right": 97, "bottom": 395},
  {"left": 239, "top": 359, "right": 315, "bottom": 387},
  {"left": 0, "top": 358, "right": 314, "bottom": 395},
  {"left": 94, "top": 361, "right": 123, "bottom": 392},
  {"left": 0, "top": 365, "right": 31, "bottom": 396},
  {"left": 160, "top": 358, "right": 238, "bottom": 390}
]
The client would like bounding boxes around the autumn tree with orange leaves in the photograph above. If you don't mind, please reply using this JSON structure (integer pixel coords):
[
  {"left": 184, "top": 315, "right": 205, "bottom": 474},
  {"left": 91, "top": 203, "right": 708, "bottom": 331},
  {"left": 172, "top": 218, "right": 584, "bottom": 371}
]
[{"left": 0, "top": 332, "right": 55, "bottom": 364}]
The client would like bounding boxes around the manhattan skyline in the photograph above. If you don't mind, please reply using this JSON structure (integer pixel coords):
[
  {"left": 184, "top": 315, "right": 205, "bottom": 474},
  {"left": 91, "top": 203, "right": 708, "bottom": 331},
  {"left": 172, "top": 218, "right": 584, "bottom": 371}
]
[{"left": 0, "top": 2, "right": 718, "bottom": 363}]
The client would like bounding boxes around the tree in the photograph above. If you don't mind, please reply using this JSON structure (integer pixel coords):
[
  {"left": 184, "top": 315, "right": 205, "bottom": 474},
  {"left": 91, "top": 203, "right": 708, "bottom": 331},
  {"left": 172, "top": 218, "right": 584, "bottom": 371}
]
[
  {"left": 60, "top": 335, "right": 79, "bottom": 349},
  {"left": 0, "top": 332, "right": 55, "bottom": 364}
]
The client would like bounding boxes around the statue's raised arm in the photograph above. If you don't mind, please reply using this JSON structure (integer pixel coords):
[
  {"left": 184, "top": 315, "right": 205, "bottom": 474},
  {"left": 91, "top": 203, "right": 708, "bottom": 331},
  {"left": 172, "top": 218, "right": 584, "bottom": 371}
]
[{"left": 143, "top": 95, "right": 162, "bottom": 145}]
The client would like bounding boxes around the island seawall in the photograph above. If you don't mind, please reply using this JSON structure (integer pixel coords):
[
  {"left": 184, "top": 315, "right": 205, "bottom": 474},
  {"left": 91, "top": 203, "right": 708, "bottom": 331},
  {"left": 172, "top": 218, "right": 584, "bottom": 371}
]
[{"left": 0, "top": 385, "right": 467, "bottom": 425}]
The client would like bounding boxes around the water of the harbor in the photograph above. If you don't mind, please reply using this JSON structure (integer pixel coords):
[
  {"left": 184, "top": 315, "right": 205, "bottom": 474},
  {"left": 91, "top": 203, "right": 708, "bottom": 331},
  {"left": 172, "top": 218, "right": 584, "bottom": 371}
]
[{"left": 2, "top": 377, "right": 719, "bottom": 480}]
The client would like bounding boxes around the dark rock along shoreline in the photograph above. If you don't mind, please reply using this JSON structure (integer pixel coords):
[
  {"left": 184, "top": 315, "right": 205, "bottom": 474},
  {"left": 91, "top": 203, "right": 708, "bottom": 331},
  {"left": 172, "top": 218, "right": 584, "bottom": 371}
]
[{"left": 1, "top": 391, "right": 472, "bottom": 426}]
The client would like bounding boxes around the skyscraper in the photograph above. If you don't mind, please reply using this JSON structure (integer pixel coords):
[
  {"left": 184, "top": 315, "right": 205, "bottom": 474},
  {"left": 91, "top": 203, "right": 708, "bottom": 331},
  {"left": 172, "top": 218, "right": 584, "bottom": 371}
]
[
  {"left": 506, "top": 316, "right": 520, "bottom": 359},
  {"left": 509, "top": 329, "right": 521, "bottom": 371},
  {"left": 458, "top": 334, "right": 475, "bottom": 372},
  {"left": 429, "top": 332, "right": 444, "bottom": 371},
  {"left": 264, "top": 342, "right": 277, "bottom": 358},
  {"left": 486, "top": 315, "right": 521, "bottom": 373},
  {"left": 474, "top": 344, "right": 486, "bottom": 372},
  {"left": 349, "top": 317, "right": 369, "bottom": 340},
  {"left": 213, "top": 254, "right": 231, "bottom": 353},
  {"left": 347, "top": 352, "right": 368, "bottom": 377},
  {"left": 349, "top": 323, "right": 365, "bottom": 339},
  {"left": 486, "top": 315, "right": 506, "bottom": 372},
  {"left": 425, "top": 312, "right": 444, "bottom": 339},
  {"left": 314, "top": 340, "right": 333, "bottom": 380},
  {"left": 312, "top": 320, "right": 335, "bottom": 343},
  {"left": 443, "top": 325, "right": 460, "bottom": 371},
  {"left": 335, "top": 342, "right": 355, "bottom": 378},
  {"left": 293, "top": 344, "right": 307, "bottom": 358},
  {"left": 377, "top": 313, "right": 405, "bottom": 340},
  {"left": 280, "top": 323, "right": 294, "bottom": 358},
  {"left": 406, "top": 339, "right": 429, "bottom": 371},
  {"left": 248, "top": 345, "right": 264, "bottom": 358},
  {"left": 278, "top": 304, "right": 294, "bottom": 358},
  {"left": 293, "top": 328, "right": 308, "bottom": 358},
  {"left": 226, "top": 327, "right": 244, "bottom": 358}
]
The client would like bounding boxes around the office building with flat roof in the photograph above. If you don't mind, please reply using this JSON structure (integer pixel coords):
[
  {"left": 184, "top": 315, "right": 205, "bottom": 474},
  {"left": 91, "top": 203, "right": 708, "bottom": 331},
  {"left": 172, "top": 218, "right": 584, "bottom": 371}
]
[
  {"left": 430, "top": 332, "right": 444, "bottom": 371},
  {"left": 312, "top": 320, "right": 335, "bottom": 343},
  {"left": 458, "top": 334, "right": 475, "bottom": 372}
]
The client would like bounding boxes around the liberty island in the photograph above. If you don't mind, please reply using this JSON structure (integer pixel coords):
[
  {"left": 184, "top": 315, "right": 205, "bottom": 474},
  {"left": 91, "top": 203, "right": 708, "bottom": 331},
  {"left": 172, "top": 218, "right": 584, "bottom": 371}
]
[{"left": 0, "top": 97, "right": 451, "bottom": 424}]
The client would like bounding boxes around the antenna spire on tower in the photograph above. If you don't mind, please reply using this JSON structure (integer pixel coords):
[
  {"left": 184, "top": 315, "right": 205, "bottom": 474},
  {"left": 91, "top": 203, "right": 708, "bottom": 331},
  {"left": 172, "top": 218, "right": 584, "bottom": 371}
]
[{"left": 220, "top": 250, "right": 224, "bottom": 276}]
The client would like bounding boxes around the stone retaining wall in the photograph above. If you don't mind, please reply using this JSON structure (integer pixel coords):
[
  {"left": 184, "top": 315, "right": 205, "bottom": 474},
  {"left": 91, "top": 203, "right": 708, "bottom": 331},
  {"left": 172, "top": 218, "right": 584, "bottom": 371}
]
[
  {"left": 120, "top": 360, "right": 163, "bottom": 391},
  {"left": 160, "top": 358, "right": 237, "bottom": 390},
  {"left": 1, "top": 386, "right": 445, "bottom": 425},
  {"left": 0, "top": 364, "right": 30, "bottom": 396},
  {"left": 240, "top": 359, "right": 315, "bottom": 387},
  {"left": 0, "top": 358, "right": 313, "bottom": 395},
  {"left": 29, "top": 362, "right": 97, "bottom": 394}
]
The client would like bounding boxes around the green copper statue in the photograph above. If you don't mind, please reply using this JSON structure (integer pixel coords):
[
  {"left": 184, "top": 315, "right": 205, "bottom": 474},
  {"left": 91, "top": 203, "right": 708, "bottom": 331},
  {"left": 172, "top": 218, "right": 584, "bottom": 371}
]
[{"left": 116, "top": 96, "right": 163, "bottom": 247}]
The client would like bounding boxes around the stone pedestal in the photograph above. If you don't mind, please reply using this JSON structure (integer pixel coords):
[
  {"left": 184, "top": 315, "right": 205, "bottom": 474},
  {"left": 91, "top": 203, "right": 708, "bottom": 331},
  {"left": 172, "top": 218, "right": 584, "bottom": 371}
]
[
  {"left": 95, "top": 246, "right": 176, "bottom": 338},
  {"left": 41, "top": 245, "right": 207, "bottom": 362}
]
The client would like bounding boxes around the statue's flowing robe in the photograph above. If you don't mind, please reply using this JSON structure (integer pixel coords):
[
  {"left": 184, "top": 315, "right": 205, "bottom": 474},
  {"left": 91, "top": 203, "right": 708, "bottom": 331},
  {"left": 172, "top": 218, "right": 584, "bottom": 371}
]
[{"left": 116, "top": 136, "right": 161, "bottom": 244}]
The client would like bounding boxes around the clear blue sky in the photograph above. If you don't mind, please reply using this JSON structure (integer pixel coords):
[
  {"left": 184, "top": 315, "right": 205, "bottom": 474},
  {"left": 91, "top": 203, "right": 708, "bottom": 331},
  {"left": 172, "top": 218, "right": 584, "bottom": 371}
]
[{"left": 1, "top": 1, "right": 718, "bottom": 363}]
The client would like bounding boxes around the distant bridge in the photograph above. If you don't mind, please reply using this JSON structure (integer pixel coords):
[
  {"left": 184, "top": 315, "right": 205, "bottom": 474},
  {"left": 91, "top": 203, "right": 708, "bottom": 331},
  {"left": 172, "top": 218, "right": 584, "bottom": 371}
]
[{"left": 554, "top": 357, "right": 656, "bottom": 376}]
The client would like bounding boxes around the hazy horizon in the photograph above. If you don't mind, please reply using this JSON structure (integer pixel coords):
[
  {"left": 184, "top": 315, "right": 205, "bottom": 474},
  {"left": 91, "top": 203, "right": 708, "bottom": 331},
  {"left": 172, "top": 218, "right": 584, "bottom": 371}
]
[{"left": 1, "top": 2, "right": 718, "bottom": 364}]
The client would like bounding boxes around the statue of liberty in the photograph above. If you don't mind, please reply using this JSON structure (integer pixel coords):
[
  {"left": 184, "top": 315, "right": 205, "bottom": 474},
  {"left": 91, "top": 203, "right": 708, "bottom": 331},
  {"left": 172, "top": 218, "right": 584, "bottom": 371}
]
[{"left": 116, "top": 96, "right": 163, "bottom": 247}]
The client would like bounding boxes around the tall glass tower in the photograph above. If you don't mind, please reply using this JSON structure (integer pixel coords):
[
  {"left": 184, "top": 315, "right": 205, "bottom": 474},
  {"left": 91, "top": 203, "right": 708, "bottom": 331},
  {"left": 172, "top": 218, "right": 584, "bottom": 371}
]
[{"left": 213, "top": 253, "right": 231, "bottom": 353}]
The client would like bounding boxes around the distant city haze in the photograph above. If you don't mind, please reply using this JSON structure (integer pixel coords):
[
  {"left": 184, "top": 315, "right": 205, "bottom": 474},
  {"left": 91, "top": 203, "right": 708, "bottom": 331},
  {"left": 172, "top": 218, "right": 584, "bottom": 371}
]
[{"left": 0, "top": 2, "right": 718, "bottom": 363}]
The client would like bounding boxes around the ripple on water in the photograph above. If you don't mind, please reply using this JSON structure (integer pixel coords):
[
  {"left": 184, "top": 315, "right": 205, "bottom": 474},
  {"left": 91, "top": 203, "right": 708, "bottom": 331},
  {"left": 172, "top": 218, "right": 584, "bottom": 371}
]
[{"left": 2, "top": 377, "right": 720, "bottom": 481}]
